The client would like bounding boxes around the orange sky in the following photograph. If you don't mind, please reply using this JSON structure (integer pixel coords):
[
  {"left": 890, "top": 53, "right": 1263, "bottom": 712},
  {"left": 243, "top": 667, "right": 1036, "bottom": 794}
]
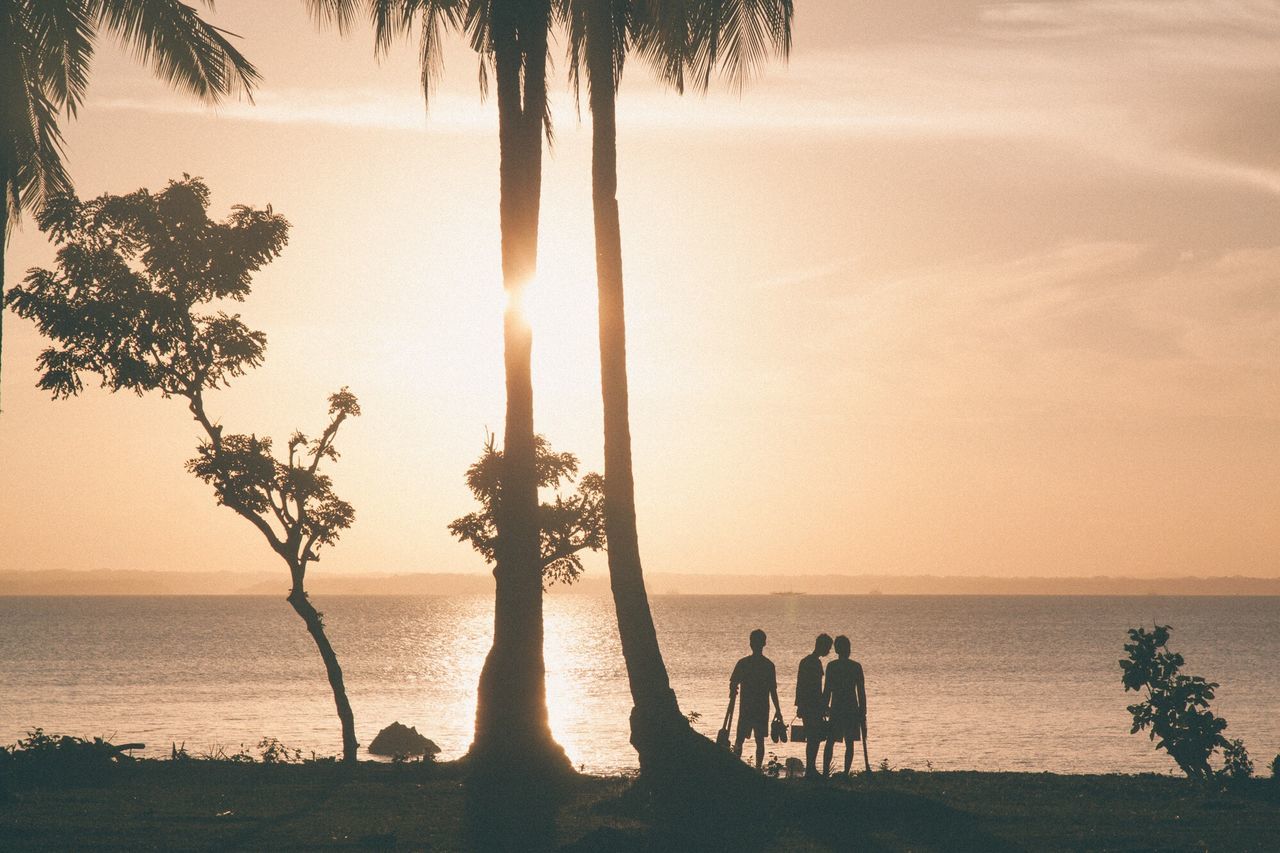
[{"left": 2, "top": 1, "right": 1277, "bottom": 580}]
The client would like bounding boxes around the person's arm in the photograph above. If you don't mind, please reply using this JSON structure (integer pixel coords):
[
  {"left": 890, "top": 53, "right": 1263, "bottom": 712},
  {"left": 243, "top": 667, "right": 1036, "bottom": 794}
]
[
  {"left": 795, "top": 661, "right": 804, "bottom": 710},
  {"left": 770, "top": 665, "right": 783, "bottom": 718},
  {"left": 855, "top": 663, "right": 867, "bottom": 717},
  {"left": 822, "top": 670, "right": 833, "bottom": 717},
  {"left": 729, "top": 661, "right": 741, "bottom": 699}
]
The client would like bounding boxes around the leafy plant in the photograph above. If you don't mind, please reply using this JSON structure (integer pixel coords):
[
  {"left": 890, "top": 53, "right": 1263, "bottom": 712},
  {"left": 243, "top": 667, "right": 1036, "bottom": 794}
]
[
  {"left": 1219, "top": 739, "right": 1252, "bottom": 781},
  {"left": 1, "top": 729, "right": 130, "bottom": 787},
  {"left": 450, "top": 433, "right": 605, "bottom": 586},
  {"left": 1269, "top": 754, "right": 1280, "bottom": 780},
  {"left": 257, "top": 737, "right": 302, "bottom": 765},
  {"left": 1120, "top": 625, "right": 1231, "bottom": 779}
]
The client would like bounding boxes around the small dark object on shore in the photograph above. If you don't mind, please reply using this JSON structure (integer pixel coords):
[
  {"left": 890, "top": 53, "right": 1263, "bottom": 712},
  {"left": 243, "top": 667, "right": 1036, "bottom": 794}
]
[{"left": 368, "top": 723, "right": 439, "bottom": 759}]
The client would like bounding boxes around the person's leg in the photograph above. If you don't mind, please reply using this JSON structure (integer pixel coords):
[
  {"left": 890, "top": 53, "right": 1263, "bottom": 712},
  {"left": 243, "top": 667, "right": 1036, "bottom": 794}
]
[
  {"left": 754, "top": 733, "right": 765, "bottom": 769},
  {"left": 804, "top": 719, "right": 821, "bottom": 774},
  {"left": 844, "top": 736, "right": 854, "bottom": 774},
  {"left": 822, "top": 735, "right": 834, "bottom": 776},
  {"left": 733, "top": 730, "right": 745, "bottom": 758}
]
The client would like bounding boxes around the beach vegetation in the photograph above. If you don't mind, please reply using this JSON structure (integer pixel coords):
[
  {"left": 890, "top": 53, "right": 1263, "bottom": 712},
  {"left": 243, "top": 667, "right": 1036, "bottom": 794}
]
[
  {"left": 306, "top": 0, "right": 567, "bottom": 780},
  {"left": 5, "top": 177, "right": 363, "bottom": 764},
  {"left": 1120, "top": 625, "right": 1233, "bottom": 780},
  {"left": 0, "top": 0, "right": 258, "bottom": 403},
  {"left": 449, "top": 433, "right": 605, "bottom": 587}
]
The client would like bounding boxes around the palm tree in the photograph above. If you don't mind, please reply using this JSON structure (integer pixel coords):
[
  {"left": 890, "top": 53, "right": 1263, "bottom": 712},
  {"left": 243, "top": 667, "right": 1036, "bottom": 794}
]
[
  {"left": 307, "top": 0, "right": 569, "bottom": 774},
  {"left": 0, "top": 0, "right": 258, "bottom": 409},
  {"left": 560, "top": 0, "right": 792, "bottom": 787}
]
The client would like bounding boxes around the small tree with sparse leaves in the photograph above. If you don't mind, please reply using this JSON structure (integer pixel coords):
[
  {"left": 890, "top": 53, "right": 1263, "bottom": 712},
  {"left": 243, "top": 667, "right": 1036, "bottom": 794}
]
[
  {"left": 450, "top": 433, "right": 605, "bottom": 586},
  {"left": 1120, "top": 625, "right": 1231, "bottom": 780},
  {"left": 6, "top": 177, "right": 362, "bottom": 763}
]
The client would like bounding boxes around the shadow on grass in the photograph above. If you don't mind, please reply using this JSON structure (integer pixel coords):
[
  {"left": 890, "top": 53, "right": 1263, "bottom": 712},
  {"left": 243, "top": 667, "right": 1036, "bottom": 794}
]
[
  {"left": 465, "top": 767, "right": 576, "bottom": 852},
  {"left": 789, "top": 779, "right": 1020, "bottom": 852},
  {"left": 566, "top": 773, "right": 1019, "bottom": 852}
]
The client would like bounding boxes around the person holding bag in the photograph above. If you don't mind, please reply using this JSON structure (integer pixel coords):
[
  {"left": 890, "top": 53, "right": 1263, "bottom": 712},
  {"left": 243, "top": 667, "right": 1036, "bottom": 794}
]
[
  {"left": 794, "top": 633, "right": 833, "bottom": 778},
  {"left": 728, "top": 628, "right": 784, "bottom": 769}
]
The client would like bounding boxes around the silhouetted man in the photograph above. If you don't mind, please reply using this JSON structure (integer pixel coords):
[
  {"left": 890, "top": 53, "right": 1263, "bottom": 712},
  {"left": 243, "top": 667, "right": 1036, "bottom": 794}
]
[
  {"left": 823, "top": 634, "right": 867, "bottom": 777},
  {"left": 729, "top": 628, "right": 783, "bottom": 769},
  {"left": 795, "top": 633, "right": 833, "bottom": 777}
]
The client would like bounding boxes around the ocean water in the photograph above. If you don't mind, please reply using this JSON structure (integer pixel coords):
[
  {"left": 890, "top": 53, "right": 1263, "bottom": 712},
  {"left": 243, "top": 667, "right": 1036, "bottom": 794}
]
[{"left": 1, "top": 595, "right": 1276, "bottom": 775}]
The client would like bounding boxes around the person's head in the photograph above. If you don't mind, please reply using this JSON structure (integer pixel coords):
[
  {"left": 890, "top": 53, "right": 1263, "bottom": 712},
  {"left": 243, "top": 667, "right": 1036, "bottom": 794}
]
[
  {"left": 834, "top": 635, "right": 851, "bottom": 658},
  {"left": 815, "top": 633, "right": 833, "bottom": 656},
  {"left": 749, "top": 628, "right": 767, "bottom": 653}
]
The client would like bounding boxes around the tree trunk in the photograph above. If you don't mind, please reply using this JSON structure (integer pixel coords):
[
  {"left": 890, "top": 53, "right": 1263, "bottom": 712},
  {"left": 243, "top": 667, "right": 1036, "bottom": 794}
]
[
  {"left": 287, "top": 585, "right": 358, "bottom": 764},
  {"left": 585, "top": 7, "right": 764, "bottom": 806},
  {"left": 470, "top": 0, "right": 569, "bottom": 777},
  {"left": 586, "top": 0, "right": 682, "bottom": 736},
  {"left": 1, "top": 174, "right": 7, "bottom": 413}
]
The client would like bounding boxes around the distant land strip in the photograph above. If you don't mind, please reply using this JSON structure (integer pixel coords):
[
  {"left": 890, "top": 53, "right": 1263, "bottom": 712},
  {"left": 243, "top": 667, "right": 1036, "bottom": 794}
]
[{"left": 2, "top": 569, "right": 1280, "bottom": 596}]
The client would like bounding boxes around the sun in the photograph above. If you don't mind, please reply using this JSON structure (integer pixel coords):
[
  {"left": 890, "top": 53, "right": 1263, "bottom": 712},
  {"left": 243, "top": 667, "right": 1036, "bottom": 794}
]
[{"left": 517, "top": 230, "right": 604, "bottom": 412}]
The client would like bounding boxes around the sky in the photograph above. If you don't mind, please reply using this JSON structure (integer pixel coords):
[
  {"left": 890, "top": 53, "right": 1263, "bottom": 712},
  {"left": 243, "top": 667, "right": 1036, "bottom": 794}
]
[{"left": 1, "top": 0, "right": 1277, "bottom": 581}]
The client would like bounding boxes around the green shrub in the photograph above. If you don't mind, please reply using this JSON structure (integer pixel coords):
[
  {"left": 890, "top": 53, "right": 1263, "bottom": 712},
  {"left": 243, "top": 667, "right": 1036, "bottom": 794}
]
[
  {"left": 1220, "top": 739, "right": 1253, "bottom": 781},
  {"left": 1120, "top": 625, "right": 1231, "bottom": 780},
  {"left": 2, "top": 729, "right": 127, "bottom": 787}
]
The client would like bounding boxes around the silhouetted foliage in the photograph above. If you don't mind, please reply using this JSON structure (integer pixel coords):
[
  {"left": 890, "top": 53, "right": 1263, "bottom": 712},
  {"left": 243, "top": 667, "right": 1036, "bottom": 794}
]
[
  {"left": 7, "top": 177, "right": 285, "bottom": 399},
  {"left": 6, "top": 177, "right": 362, "bottom": 763},
  {"left": 1270, "top": 754, "right": 1280, "bottom": 780},
  {"left": 0, "top": 0, "right": 259, "bottom": 405},
  {"left": 450, "top": 433, "right": 605, "bottom": 586},
  {"left": 1120, "top": 625, "right": 1232, "bottom": 780},
  {"left": 1220, "top": 739, "right": 1253, "bottom": 781},
  {"left": 0, "top": 729, "right": 134, "bottom": 788}
]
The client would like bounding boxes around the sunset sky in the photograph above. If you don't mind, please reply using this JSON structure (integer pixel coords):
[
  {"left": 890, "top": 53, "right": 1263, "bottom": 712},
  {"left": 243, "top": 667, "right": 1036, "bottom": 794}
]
[{"left": 2, "top": 0, "right": 1277, "bottom": 581}]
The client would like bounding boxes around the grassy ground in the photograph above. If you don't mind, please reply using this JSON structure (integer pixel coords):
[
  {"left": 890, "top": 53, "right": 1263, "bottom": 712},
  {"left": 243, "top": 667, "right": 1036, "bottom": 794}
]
[{"left": 2, "top": 761, "right": 1278, "bottom": 851}]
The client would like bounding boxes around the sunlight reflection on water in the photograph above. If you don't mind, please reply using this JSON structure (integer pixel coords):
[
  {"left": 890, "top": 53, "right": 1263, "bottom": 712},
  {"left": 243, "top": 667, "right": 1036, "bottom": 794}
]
[{"left": 2, "top": 594, "right": 1277, "bottom": 774}]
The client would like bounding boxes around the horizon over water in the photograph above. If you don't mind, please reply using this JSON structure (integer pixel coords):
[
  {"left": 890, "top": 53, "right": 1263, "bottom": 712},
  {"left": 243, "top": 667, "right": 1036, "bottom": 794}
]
[{"left": 1, "top": 594, "right": 1276, "bottom": 775}]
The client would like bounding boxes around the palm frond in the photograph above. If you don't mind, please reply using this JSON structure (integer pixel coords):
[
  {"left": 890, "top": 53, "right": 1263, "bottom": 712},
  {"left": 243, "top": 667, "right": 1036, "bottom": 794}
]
[
  {"left": 688, "top": 0, "right": 791, "bottom": 93},
  {"left": 92, "top": 0, "right": 259, "bottom": 103},
  {"left": 304, "top": 0, "right": 365, "bottom": 33},
  {"left": 27, "top": 0, "right": 96, "bottom": 117}
]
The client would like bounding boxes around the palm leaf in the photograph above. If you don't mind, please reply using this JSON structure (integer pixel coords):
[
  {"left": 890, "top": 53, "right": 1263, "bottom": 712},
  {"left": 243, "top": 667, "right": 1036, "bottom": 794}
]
[{"left": 92, "top": 0, "right": 259, "bottom": 102}]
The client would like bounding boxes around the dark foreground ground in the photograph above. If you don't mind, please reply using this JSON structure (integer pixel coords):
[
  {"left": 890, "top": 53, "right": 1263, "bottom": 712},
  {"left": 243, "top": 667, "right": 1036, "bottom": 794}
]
[{"left": 2, "top": 761, "right": 1278, "bottom": 851}]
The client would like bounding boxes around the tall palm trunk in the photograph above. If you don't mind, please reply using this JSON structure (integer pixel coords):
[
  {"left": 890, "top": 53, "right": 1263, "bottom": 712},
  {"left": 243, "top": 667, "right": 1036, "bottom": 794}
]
[
  {"left": 471, "top": 0, "right": 569, "bottom": 775},
  {"left": 585, "top": 1, "right": 683, "bottom": 737},
  {"left": 287, "top": 582, "right": 358, "bottom": 763},
  {"left": 1, "top": 171, "right": 7, "bottom": 413},
  {"left": 585, "top": 8, "right": 761, "bottom": 805}
]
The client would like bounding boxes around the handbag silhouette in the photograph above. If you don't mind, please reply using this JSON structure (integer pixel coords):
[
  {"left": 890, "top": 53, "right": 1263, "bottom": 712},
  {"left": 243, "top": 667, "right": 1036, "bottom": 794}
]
[
  {"left": 789, "top": 719, "right": 806, "bottom": 743},
  {"left": 770, "top": 716, "right": 788, "bottom": 744}
]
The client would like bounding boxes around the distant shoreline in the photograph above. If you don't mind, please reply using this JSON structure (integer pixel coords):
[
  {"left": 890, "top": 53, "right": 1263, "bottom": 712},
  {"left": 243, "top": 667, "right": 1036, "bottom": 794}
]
[{"left": 4, "top": 569, "right": 1280, "bottom": 597}]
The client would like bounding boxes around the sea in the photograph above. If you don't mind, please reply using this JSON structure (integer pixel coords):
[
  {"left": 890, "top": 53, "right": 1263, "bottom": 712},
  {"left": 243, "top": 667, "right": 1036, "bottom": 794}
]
[{"left": 1, "top": 595, "right": 1276, "bottom": 775}]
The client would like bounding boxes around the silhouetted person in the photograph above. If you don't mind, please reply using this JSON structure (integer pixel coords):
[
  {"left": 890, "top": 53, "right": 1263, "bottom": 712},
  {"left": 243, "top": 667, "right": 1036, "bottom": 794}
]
[
  {"left": 823, "top": 634, "right": 867, "bottom": 777},
  {"left": 729, "top": 628, "right": 783, "bottom": 769},
  {"left": 795, "top": 633, "right": 833, "bottom": 778}
]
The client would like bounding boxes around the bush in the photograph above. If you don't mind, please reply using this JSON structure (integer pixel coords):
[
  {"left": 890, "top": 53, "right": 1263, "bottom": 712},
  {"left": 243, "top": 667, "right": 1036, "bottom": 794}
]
[
  {"left": 1219, "top": 739, "right": 1252, "bottom": 781},
  {"left": 1, "top": 729, "right": 131, "bottom": 787},
  {"left": 1269, "top": 754, "right": 1280, "bottom": 780},
  {"left": 1120, "top": 625, "right": 1230, "bottom": 780}
]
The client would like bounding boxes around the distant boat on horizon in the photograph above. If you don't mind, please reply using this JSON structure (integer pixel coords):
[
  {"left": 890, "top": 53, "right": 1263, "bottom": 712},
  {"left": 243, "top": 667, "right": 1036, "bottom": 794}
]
[{"left": 769, "top": 591, "right": 807, "bottom": 596}]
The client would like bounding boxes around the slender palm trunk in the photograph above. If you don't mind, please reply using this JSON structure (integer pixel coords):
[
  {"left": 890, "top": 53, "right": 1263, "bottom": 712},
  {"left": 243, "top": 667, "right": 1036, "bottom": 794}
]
[
  {"left": 585, "top": 3, "right": 683, "bottom": 737},
  {"left": 471, "top": 0, "right": 569, "bottom": 775},
  {"left": 286, "top": 583, "right": 358, "bottom": 764},
  {"left": 1, "top": 173, "right": 7, "bottom": 413},
  {"left": 584, "top": 12, "right": 763, "bottom": 808}
]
